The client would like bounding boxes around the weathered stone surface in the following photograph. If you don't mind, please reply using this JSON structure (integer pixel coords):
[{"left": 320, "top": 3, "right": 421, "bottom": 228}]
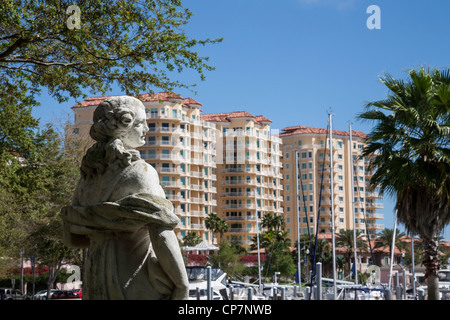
[{"left": 60, "top": 96, "right": 188, "bottom": 300}]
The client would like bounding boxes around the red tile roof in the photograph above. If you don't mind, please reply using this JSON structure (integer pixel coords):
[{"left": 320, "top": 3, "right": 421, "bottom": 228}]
[
  {"left": 71, "top": 92, "right": 202, "bottom": 108},
  {"left": 139, "top": 91, "right": 184, "bottom": 102},
  {"left": 182, "top": 98, "right": 202, "bottom": 107},
  {"left": 280, "top": 125, "right": 367, "bottom": 139},
  {"left": 255, "top": 115, "right": 272, "bottom": 124},
  {"left": 200, "top": 111, "right": 272, "bottom": 125}
]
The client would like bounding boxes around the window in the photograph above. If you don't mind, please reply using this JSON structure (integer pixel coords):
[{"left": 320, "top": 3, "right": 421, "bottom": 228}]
[{"left": 161, "top": 136, "right": 170, "bottom": 145}]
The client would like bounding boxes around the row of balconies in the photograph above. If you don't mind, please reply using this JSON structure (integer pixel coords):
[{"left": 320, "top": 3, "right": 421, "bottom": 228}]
[
  {"left": 146, "top": 127, "right": 216, "bottom": 143},
  {"left": 219, "top": 180, "right": 283, "bottom": 189},
  {"left": 145, "top": 112, "right": 217, "bottom": 129},
  {"left": 161, "top": 181, "right": 217, "bottom": 191},
  {"left": 220, "top": 192, "right": 283, "bottom": 200},
  {"left": 222, "top": 128, "right": 281, "bottom": 141},
  {"left": 142, "top": 154, "right": 216, "bottom": 166},
  {"left": 144, "top": 140, "right": 216, "bottom": 154},
  {"left": 316, "top": 220, "right": 384, "bottom": 230},
  {"left": 156, "top": 167, "right": 216, "bottom": 179}
]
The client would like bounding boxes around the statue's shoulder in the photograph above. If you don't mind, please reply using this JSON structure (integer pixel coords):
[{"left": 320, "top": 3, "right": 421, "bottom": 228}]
[
  {"left": 127, "top": 159, "right": 159, "bottom": 180},
  {"left": 110, "top": 159, "right": 165, "bottom": 200}
]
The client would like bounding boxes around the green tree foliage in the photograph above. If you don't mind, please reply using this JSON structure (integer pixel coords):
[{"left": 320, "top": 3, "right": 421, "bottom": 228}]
[
  {"left": 251, "top": 214, "right": 295, "bottom": 279},
  {"left": 182, "top": 232, "right": 202, "bottom": 247},
  {"left": 374, "top": 228, "right": 408, "bottom": 261},
  {"left": 0, "top": 122, "right": 81, "bottom": 290},
  {"left": 358, "top": 67, "right": 450, "bottom": 299},
  {"left": 0, "top": 0, "right": 222, "bottom": 103},
  {"left": 209, "top": 242, "right": 245, "bottom": 281},
  {"left": 335, "top": 229, "right": 367, "bottom": 275},
  {"left": 205, "top": 212, "right": 229, "bottom": 244}
]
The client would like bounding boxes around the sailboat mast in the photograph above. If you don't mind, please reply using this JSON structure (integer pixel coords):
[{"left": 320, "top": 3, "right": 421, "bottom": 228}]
[
  {"left": 329, "top": 112, "right": 337, "bottom": 299},
  {"left": 255, "top": 189, "right": 262, "bottom": 292},
  {"left": 388, "top": 210, "right": 398, "bottom": 292},
  {"left": 349, "top": 123, "right": 358, "bottom": 284},
  {"left": 295, "top": 151, "right": 301, "bottom": 287}
]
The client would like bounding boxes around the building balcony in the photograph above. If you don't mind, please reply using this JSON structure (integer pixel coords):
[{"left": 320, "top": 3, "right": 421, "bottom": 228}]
[
  {"left": 366, "top": 202, "right": 384, "bottom": 209},
  {"left": 156, "top": 167, "right": 181, "bottom": 174},
  {"left": 161, "top": 181, "right": 182, "bottom": 188},
  {"left": 366, "top": 213, "right": 384, "bottom": 219},
  {"left": 220, "top": 204, "right": 255, "bottom": 210},
  {"left": 224, "top": 215, "right": 257, "bottom": 221},
  {"left": 167, "top": 195, "right": 184, "bottom": 201},
  {"left": 190, "top": 223, "right": 206, "bottom": 230},
  {"left": 228, "top": 228, "right": 257, "bottom": 234},
  {"left": 220, "top": 180, "right": 256, "bottom": 186},
  {"left": 220, "top": 192, "right": 255, "bottom": 198}
]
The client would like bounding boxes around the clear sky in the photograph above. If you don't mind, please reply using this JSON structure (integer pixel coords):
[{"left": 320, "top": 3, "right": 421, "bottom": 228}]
[{"left": 32, "top": 0, "right": 450, "bottom": 239}]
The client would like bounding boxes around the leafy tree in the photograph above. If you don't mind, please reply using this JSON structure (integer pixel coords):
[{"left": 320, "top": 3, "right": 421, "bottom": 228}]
[
  {"left": 335, "top": 229, "right": 367, "bottom": 276},
  {"left": 205, "top": 212, "right": 229, "bottom": 244},
  {"left": 374, "top": 228, "right": 408, "bottom": 264},
  {"left": 358, "top": 67, "right": 450, "bottom": 300},
  {"left": 209, "top": 242, "right": 245, "bottom": 281},
  {"left": 254, "top": 213, "right": 294, "bottom": 279},
  {"left": 0, "top": 0, "right": 222, "bottom": 103},
  {"left": 182, "top": 231, "right": 202, "bottom": 247},
  {"left": 0, "top": 123, "right": 81, "bottom": 294}
]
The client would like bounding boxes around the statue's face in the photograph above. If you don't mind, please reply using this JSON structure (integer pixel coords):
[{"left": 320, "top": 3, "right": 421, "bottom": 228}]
[{"left": 117, "top": 106, "right": 148, "bottom": 149}]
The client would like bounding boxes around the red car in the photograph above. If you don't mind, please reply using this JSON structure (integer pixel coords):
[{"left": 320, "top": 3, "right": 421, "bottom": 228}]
[
  {"left": 50, "top": 290, "right": 78, "bottom": 299},
  {"left": 72, "top": 288, "right": 82, "bottom": 299}
]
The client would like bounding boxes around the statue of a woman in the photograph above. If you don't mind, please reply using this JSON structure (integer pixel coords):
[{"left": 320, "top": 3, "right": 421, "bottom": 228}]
[{"left": 60, "top": 96, "right": 189, "bottom": 300}]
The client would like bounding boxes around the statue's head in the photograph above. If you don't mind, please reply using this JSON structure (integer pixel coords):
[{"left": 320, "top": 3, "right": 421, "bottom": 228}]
[
  {"left": 90, "top": 96, "right": 149, "bottom": 149},
  {"left": 81, "top": 96, "right": 148, "bottom": 178}
]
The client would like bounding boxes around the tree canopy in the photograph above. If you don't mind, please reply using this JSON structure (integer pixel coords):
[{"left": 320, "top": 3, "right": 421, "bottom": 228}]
[
  {"left": 0, "top": 0, "right": 222, "bottom": 103},
  {"left": 358, "top": 66, "right": 450, "bottom": 300}
]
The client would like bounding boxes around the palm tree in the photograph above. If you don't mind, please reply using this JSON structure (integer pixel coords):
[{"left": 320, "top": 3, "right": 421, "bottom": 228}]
[
  {"left": 182, "top": 231, "right": 202, "bottom": 247},
  {"left": 358, "top": 67, "right": 450, "bottom": 300},
  {"left": 205, "top": 212, "right": 229, "bottom": 244},
  {"left": 374, "top": 228, "right": 408, "bottom": 264},
  {"left": 335, "top": 229, "right": 367, "bottom": 276}
]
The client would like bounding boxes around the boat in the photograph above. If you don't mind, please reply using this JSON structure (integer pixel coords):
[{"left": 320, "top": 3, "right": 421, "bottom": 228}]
[{"left": 186, "top": 266, "right": 228, "bottom": 300}]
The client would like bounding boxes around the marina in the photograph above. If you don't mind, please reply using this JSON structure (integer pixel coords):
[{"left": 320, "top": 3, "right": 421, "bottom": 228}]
[{"left": 187, "top": 265, "right": 450, "bottom": 300}]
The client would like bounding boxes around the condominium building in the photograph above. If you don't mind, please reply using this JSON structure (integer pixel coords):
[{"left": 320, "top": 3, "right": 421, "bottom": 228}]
[
  {"left": 279, "top": 125, "right": 384, "bottom": 246},
  {"left": 69, "top": 92, "right": 218, "bottom": 242},
  {"left": 200, "top": 112, "right": 283, "bottom": 249}
]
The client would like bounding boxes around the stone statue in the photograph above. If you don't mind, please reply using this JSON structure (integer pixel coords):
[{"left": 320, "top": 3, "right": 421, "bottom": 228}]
[{"left": 60, "top": 96, "right": 189, "bottom": 300}]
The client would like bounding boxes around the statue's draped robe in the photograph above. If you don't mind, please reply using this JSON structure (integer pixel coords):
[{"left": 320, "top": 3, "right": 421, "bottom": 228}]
[{"left": 60, "top": 159, "right": 188, "bottom": 300}]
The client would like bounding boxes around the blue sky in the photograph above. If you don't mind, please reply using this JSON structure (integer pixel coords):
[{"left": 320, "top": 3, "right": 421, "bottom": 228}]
[{"left": 33, "top": 0, "right": 450, "bottom": 239}]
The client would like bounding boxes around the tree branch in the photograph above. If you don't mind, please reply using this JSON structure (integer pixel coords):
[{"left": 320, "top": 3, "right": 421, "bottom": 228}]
[
  {"left": 1, "top": 58, "right": 94, "bottom": 67},
  {"left": 0, "top": 37, "right": 27, "bottom": 60}
]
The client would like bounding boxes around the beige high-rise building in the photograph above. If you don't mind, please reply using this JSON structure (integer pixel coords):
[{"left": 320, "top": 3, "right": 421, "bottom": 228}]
[
  {"left": 200, "top": 112, "right": 283, "bottom": 250},
  {"left": 279, "top": 125, "right": 384, "bottom": 246},
  {"left": 69, "top": 92, "right": 218, "bottom": 242}
]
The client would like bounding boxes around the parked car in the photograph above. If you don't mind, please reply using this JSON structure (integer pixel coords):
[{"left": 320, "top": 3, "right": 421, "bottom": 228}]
[
  {"left": 49, "top": 290, "right": 78, "bottom": 300},
  {"left": 33, "top": 289, "right": 57, "bottom": 300},
  {"left": 72, "top": 288, "right": 82, "bottom": 299},
  {"left": 0, "top": 288, "right": 30, "bottom": 300}
]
